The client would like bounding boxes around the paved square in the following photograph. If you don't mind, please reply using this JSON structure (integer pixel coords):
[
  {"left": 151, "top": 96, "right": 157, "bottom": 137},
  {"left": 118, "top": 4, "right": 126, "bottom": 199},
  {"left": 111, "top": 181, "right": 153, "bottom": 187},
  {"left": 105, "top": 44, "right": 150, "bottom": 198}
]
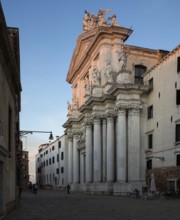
[{"left": 3, "top": 189, "right": 180, "bottom": 220}]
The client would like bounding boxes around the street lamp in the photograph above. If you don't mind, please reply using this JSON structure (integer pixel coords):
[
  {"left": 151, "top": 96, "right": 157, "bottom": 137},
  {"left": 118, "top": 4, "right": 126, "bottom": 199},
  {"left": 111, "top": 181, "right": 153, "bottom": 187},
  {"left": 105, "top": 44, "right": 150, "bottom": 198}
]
[{"left": 19, "top": 130, "right": 54, "bottom": 140}]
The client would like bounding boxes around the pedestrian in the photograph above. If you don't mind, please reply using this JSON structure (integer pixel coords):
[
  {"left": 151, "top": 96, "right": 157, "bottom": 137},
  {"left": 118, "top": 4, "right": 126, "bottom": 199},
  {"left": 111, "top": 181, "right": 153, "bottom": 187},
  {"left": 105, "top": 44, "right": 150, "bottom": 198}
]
[
  {"left": 66, "top": 184, "right": 71, "bottom": 194},
  {"left": 32, "top": 184, "right": 38, "bottom": 194}
]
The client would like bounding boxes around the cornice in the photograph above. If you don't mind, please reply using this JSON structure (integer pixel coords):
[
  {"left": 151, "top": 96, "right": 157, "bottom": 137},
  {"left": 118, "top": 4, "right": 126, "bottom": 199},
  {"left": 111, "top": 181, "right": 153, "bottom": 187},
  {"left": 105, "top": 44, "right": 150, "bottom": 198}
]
[
  {"left": 145, "top": 44, "right": 180, "bottom": 76},
  {"left": 108, "top": 83, "right": 149, "bottom": 96}
]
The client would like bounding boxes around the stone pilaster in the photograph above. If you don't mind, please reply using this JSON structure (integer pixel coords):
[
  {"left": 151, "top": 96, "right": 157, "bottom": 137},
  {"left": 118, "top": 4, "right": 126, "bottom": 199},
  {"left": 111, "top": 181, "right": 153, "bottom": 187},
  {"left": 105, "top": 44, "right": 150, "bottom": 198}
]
[
  {"left": 128, "top": 107, "right": 140, "bottom": 181},
  {"left": 73, "top": 134, "right": 80, "bottom": 183},
  {"left": 116, "top": 108, "right": 127, "bottom": 182},
  {"left": 67, "top": 137, "right": 73, "bottom": 183},
  {"left": 93, "top": 117, "right": 102, "bottom": 182},
  {"left": 106, "top": 116, "right": 115, "bottom": 182},
  {"left": 102, "top": 119, "right": 107, "bottom": 182},
  {"left": 85, "top": 123, "right": 93, "bottom": 183},
  {"left": 80, "top": 151, "right": 85, "bottom": 184}
]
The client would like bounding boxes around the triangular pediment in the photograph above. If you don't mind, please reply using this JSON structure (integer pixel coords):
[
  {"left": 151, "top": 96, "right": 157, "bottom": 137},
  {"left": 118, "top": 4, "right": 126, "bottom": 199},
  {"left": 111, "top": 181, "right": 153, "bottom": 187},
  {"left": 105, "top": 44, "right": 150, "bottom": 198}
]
[{"left": 66, "top": 26, "right": 132, "bottom": 83}]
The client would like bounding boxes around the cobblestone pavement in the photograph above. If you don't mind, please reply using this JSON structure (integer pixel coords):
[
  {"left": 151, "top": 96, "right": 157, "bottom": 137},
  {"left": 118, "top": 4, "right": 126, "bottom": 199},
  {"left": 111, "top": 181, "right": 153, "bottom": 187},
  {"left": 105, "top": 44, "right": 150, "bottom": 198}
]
[{"left": 3, "top": 189, "right": 180, "bottom": 220}]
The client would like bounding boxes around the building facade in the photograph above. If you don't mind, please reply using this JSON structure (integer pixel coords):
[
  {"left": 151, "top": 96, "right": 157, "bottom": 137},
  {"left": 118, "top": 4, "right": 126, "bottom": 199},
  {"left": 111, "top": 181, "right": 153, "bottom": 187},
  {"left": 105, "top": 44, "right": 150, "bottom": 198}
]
[
  {"left": 0, "top": 2, "right": 21, "bottom": 217},
  {"left": 21, "top": 151, "right": 29, "bottom": 189},
  {"left": 63, "top": 9, "right": 179, "bottom": 195},
  {"left": 143, "top": 45, "right": 180, "bottom": 193},
  {"left": 35, "top": 135, "right": 68, "bottom": 189}
]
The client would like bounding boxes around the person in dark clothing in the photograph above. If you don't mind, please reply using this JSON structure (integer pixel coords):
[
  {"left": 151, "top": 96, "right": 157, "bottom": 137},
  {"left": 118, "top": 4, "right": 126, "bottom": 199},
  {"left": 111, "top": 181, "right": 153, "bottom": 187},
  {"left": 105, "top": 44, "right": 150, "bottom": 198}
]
[{"left": 67, "top": 184, "right": 71, "bottom": 194}]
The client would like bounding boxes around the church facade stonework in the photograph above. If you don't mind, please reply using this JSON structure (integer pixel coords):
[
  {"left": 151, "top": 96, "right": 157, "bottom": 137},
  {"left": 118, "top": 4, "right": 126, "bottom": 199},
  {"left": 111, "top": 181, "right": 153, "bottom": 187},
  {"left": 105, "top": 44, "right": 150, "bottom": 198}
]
[{"left": 63, "top": 9, "right": 179, "bottom": 194}]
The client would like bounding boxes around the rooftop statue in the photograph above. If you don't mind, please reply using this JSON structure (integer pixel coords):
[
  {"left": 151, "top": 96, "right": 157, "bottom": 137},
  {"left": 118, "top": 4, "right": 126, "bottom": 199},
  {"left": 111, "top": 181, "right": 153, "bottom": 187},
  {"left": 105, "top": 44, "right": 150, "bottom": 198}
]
[
  {"left": 83, "top": 9, "right": 119, "bottom": 32},
  {"left": 108, "top": 14, "right": 120, "bottom": 27},
  {"left": 97, "top": 8, "right": 111, "bottom": 26}
]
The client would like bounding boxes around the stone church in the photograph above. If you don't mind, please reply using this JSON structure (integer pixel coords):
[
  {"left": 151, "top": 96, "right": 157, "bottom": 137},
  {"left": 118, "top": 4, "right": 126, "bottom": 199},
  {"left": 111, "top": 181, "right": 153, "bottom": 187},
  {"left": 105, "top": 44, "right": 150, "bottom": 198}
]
[{"left": 63, "top": 9, "right": 180, "bottom": 194}]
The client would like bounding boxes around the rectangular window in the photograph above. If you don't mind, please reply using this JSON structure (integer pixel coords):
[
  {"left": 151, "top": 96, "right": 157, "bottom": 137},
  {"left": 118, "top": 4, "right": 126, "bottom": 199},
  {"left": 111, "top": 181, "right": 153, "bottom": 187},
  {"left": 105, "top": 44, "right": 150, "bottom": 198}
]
[
  {"left": 49, "top": 158, "right": 51, "bottom": 165},
  {"left": 176, "top": 90, "right": 180, "bottom": 105},
  {"left": 147, "top": 105, "right": 153, "bottom": 119},
  {"left": 149, "top": 78, "right": 153, "bottom": 91},
  {"left": 58, "top": 141, "right": 61, "bottom": 148},
  {"left": 176, "top": 124, "right": 180, "bottom": 142},
  {"left": 52, "top": 156, "right": 55, "bottom": 164},
  {"left": 177, "top": 57, "right": 180, "bottom": 73},
  {"left": 147, "top": 160, "right": 152, "bottom": 170},
  {"left": 176, "top": 155, "right": 180, "bottom": 166},
  {"left": 61, "top": 152, "right": 64, "bottom": 160},
  {"left": 52, "top": 146, "right": 55, "bottom": 151},
  {"left": 56, "top": 168, "right": 59, "bottom": 174},
  {"left": 148, "top": 134, "right": 153, "bottom": 149},
  {"left": 61, "top": 167, "right": 64, "bottom": 173},
  {"left": 46, "top": 159, "right": 48, "bottom": 166},
  {"left": 57, "top": 154, "right": 59, "bottom": 162}
]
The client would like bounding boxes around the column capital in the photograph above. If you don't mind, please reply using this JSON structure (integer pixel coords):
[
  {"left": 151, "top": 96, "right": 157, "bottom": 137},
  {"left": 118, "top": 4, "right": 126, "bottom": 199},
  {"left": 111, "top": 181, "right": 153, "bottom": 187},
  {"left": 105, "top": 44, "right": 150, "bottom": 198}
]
[
  {"left": 117, "top": 108, "right": 126, "bottom": 116},
  {"left": 84, "top": 117, "right": 93, "bottom": 126},
  {"left": 73, "top": 133, "right": 80, "bottom": 140},
  {"left": 128, "top": 107, "right": 141, "bottom": 116},
  {"left": 102, "top": 118, "right": 106, "bottom": 125},
  {"left": 67, "top": 135, "right": 73, "bottom": 141},
  {"left": 107, "top": 116, "right": 114, "bottom": 123},
  {"left": 93, "top": 117, "right": 101, "bottom": 124}
]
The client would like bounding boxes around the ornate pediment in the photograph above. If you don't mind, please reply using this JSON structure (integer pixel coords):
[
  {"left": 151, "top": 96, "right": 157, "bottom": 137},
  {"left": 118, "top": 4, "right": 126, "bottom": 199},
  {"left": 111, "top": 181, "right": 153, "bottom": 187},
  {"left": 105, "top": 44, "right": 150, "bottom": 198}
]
[{"left": 66, "top": 10, "right": 133, "bottom": 84}]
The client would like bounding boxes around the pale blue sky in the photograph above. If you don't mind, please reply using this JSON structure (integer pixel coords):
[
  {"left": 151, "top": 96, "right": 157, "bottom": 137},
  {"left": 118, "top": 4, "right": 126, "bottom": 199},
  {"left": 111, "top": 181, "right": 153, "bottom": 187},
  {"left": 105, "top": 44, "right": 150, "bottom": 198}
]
[{"left": 1, "top": 0, "right": 180, "bottom": 180}]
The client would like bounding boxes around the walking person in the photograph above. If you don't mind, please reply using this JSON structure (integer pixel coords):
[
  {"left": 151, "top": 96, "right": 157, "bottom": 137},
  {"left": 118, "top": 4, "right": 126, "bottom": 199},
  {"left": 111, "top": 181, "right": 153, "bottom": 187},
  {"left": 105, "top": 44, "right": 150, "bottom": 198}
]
[{"left": 66, "top": 184, "right": 71, "bottom": 194}]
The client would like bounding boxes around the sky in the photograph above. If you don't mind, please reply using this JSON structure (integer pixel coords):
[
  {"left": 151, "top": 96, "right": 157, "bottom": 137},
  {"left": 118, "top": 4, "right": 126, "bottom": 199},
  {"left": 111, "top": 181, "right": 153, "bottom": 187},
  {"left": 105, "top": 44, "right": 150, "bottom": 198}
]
[{"left": 1, "top": 0, "right": 180, "bottom": 182}]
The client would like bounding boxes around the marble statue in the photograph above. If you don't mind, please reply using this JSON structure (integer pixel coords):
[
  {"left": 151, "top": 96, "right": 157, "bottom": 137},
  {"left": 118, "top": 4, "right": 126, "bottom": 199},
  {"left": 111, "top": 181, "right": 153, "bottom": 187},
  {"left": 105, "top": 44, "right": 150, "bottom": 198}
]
[
  {"left": 67, "top": 101, "right": 72, "bottom": 116},
  {"left": 97, "top": 8, "right": 111, "bottom": 26},
  {"left": 92, "top": 66, "right": 100, "bottom": 86},
  {"left": 117, "top": 45, "right": 129, "bottom": 71},
  {"left": 108, "top": 14, "right": 120, "bottom": 26},
  {"left": 104, "top": 60, "right": 113, "bottom": 83},
  {"left": 83, "top": 10, "right": 90, "bottom": 32},
  {"left": 85, "top": 77, "right": 91, "bottom": 95}
]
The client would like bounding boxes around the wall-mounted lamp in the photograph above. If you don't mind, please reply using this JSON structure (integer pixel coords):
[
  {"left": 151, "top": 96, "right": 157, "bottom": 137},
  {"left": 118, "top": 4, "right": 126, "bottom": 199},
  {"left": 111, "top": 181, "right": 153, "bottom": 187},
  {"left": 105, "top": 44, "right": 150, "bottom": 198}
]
[{"left": 20, "top": 130, "right": 54, "bottom": 140}]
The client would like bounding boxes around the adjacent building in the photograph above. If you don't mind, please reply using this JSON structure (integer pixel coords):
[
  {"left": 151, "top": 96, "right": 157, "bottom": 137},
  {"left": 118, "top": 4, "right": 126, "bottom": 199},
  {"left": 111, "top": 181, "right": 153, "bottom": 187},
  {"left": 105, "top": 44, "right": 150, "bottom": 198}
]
[
  {"left": 0, "top": 2, "right": 21, "bottom": 217},
  {"left": 21, "top": 151, "right": 29, "bottom": 189},
  {"left": 35, "top": 135, "right": 68, "bottom": 189},
  {"left": 62, "top": 9, "right": 180, "bottom": 195}
]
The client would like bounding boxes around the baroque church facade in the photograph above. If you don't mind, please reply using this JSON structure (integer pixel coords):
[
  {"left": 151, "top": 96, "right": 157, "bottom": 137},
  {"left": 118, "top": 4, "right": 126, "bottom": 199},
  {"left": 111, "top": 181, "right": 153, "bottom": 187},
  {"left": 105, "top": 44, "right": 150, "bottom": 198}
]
[{"left": 63, "top": 9, "right": 180, "bottom": 195}]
